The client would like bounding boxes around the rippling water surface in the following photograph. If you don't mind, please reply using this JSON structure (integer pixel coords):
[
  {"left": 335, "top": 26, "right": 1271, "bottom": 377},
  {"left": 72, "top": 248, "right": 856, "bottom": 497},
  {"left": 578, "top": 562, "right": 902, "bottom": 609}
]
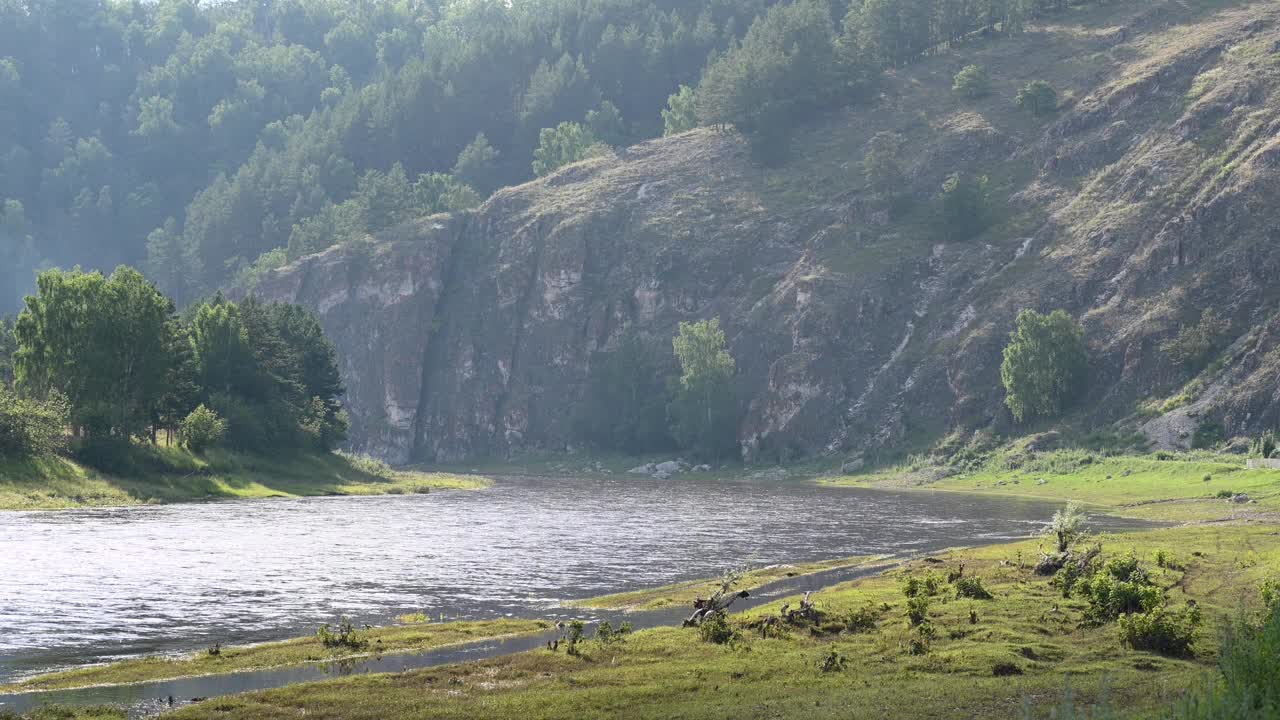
[{"left": 0, "top": 475, "right": 1143, "bottom": 682}]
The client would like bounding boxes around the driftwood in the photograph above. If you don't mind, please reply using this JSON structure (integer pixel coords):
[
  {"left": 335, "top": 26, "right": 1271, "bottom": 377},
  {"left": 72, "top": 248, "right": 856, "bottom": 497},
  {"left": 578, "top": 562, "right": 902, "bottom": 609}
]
[
  {"left": 683, "top": 571, "right": 750, "bottom": 627},
  {"left": 747, "top": 591, "right": 823, "bottom": 637},
  {"left": 1035, "top": 544, "right": 1101, "bottom": 576}
]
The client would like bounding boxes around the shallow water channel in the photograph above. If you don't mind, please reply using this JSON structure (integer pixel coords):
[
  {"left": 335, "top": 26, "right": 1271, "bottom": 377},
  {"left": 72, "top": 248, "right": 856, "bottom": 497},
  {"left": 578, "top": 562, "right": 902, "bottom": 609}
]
[{"left": 0, "top": 475, "right": 1151, "bottom": 715}]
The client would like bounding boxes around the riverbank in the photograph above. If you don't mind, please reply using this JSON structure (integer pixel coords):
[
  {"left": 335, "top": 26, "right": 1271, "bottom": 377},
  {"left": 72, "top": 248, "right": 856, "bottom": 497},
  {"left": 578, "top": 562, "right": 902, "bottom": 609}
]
[
  {"left": 564, "top": 555, "right": 879, "bottom": 611},
  {"left": 0, "top": 619, "right": 549, "bottom": 694},
  {"left": 823, "top": 449, "right": 1280, "bottom": 522},
  {"left": 160, "top": 523, "right": 1278, "bottom": 720},
  {"left": 0, "top": 448, "right": 488, "bottom": 511}
]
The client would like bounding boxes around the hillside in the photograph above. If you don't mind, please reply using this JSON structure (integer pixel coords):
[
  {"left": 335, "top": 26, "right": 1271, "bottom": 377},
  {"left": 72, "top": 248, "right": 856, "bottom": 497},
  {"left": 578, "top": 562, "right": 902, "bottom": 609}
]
[{"left": 257, "top": 0, "right": 1280, "bottom": 464}]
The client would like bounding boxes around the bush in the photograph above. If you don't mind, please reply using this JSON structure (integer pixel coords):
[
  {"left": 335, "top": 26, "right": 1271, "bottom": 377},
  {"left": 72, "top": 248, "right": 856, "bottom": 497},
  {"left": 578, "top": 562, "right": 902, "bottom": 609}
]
[
  {"left": 316, "top": 617, "right": 364, "bottom": 649},
  {"left": 594, "top": 621, "right": 632, "bottom": 645},
  {"left": 0, "top": 386, "right": 68, "bottom": 458},
  {"left": 845, "top": 604, "right": 882, "bottom": 632},
  {"left": 1119, "top": 604, "right": 1201, "bottom": 656},
  {"left": 1080, "top": 554, "right": 1164, "bottom": 624},
  {"left": 180, "top": 404, "right": 227, "bottom": 453},
  {"left": 1043, "top": 501, "right": 1090, "bottom": 554},
  {"left": 952, "top": 64, "right": 990, "bottom": 98},
  {"left": 954, "top": 576, "right": 994, "bottom": 600},
  {"left": 818, "top": 646, "right": 847, "bottom": 672},
  {"left": 906, "top": 595, "right": 930, "bottom": 626},
  {"left": 698, "top": 613, "right": 743, "bottom": 646},
  {"left": 1016, "top": 80, "right": 1057, "bottom": 116}
]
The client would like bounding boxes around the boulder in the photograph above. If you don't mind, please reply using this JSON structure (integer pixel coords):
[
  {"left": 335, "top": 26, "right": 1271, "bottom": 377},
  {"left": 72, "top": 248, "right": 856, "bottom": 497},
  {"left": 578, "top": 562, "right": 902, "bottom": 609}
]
[{"left": 654, "top": 460, "right": 682, "bottom": 475}]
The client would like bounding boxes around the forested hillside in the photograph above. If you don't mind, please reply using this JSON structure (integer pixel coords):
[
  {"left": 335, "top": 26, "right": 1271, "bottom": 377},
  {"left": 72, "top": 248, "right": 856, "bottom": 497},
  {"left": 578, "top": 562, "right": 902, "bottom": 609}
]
[{"left": 2, "top": 0, "right": 1082, "bottom": 311}]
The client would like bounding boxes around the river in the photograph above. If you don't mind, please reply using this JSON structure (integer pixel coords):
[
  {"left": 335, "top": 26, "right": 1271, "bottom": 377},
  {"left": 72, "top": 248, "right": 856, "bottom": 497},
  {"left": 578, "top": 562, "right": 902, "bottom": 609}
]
[{"left": 0, "top": 474, "right": 1149, "bottom": 709}]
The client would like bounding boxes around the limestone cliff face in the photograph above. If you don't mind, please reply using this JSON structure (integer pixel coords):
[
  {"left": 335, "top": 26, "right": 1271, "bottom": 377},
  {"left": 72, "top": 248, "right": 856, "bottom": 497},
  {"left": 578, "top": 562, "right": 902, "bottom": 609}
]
[{"left": 259, "top": 1, "right": 1280, "bottom": 462}]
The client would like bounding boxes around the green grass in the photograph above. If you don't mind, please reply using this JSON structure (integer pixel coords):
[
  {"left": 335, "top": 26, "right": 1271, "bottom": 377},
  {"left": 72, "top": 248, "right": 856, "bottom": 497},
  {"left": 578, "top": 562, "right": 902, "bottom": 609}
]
[
  {"left": 565, "top": 556, "right": 880, "bottom": 611},
  {"left": 825, "top": 450, "right": 1280, "bottom": 522},
  {"left": 0, "top": 446, "right": 489, "bottom": 511},
  {"left": 164, "top": 524, "right": 1280, "bottom": 720},
  {"left": 0, "top": 707, "right": 124, "bottom": 720},
  {"left": 0, "top": 618, "right": 550, "bottom": 694}
]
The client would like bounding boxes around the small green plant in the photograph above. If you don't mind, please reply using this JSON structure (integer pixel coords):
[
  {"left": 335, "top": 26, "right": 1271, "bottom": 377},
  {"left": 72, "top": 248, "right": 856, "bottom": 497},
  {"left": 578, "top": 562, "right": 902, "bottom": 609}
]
[
  {"left": 1215, "top": 489, "right": 1236, "bottom": 499},
  {"left": 1261, "top": 579, "right": 1279, "bottom": 613},
  {"left": 207, "top": 642, "right": 221, "bottom": 657},
  {"left": 1043, "top": 501, "right": 1090, "bottom": 554},
  {"left": 594, "top": 620, "right": 633, "bottom": 645},
  {"left": 316, "top": 617, "right": 364, "bottom": 649},
  {"left": 1155, "top": 549, "right": 1185, "bottom": 571},
  {"left": 698, "top": 613, "right": 742, "bottom": 646},
  {"left": 1080, "top": 553, "right": 1163, "bottom": 624},
  {"left": 954, "top": 576, "right": 994, "bottom": 600},
  {"left": 1251, "top": 430, "right": 1279, "bottom": 459},
  {"left": 565, "top": 620, "right": 586, "bottom": 656},
  {"left": 845, "top": 604, "right": 882, "bottom": 633},
  {"left": 906, "top": 595, "right": 930, "bottom": 627},
  {"left": 818, "top": 646, "right": 847, "bottom": 672},
  {"left": 907, "top": 622, "right": 936, "bottom": 655}
]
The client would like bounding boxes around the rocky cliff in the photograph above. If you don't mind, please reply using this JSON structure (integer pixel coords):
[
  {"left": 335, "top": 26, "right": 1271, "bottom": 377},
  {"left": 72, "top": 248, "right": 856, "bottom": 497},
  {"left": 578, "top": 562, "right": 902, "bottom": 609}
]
[{"left": 258, "top": 0, "right": 1280, "bottom": 463}]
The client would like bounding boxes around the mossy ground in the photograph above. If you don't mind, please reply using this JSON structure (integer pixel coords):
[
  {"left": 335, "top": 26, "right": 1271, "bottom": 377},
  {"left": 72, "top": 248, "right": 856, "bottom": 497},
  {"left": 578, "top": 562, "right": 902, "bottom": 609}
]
[
  {"left": 0, "top": 446, "right": 487, "bottom": 511},
  {"left": 161, "top": 524, "right": 1278, "bottom": 720},
  {"left": 0, "top": 619, "right": 549, "bottom": 694}
]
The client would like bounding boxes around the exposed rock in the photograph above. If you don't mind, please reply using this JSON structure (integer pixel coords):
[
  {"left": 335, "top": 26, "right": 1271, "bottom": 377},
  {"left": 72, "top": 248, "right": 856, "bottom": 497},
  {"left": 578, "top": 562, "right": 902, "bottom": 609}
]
[
  {"left": 257, "top": 6, "right": 1280, "bottom": 464},
  {"left": 654, "top": 460, "right": 682, "bottom": 475},
  {"left": 841, "top": 456, "right": 865, "bottom": 474},
  {"left": 1232, "top": 493, "right": 1252, "bottom": 504}
]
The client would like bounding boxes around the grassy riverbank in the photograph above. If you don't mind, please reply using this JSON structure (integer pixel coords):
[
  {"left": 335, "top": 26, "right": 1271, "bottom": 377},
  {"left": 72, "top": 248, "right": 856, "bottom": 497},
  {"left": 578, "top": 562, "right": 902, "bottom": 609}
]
[
  {"left": 824, "top": 449, "right": 1280, "bottom": 522},
  {"left": 0, "top": 447, "right": 488, "bottom": 511},
  {"left": 162, "top": 523, "right": 1278, "bottom": 720},
  {"left": 0, "top": 618, "right": 550, "bottom": 694},
  {"left": 565, "top": 556, "right": 881, "bottom": 611}
]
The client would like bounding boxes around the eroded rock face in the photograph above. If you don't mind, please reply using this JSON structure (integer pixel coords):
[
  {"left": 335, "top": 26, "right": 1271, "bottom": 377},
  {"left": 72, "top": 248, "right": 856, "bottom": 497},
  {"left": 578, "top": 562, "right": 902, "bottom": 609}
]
[{"left": 259, "top": 4, "right": 1280, "bottom": 462}]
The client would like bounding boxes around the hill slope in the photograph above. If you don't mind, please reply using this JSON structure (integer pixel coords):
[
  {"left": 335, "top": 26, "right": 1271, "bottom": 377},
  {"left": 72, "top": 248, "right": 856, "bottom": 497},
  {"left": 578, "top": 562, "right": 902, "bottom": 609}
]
[{"left": 260, "top": 0, "right": 1280, "bottom": 463}]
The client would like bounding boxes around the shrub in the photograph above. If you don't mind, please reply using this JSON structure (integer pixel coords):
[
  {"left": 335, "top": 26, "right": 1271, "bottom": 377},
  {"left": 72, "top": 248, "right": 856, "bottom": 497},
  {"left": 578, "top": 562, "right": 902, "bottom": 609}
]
[
  {"left": 565, "top": 620, "right": 586, "bottom": 656},
  {"left": 1261, "top": 579, "right": 1279, "bottom": 614},
  {"left": 1080, "top": 554, "right": 1164, "bottom": 624},
  {"left": 818, "top": 646, "right": 847, "bottom": 672},
  {"left": 1162, "top": 309, "right": 1232, "bottom": 370},
  {"left": 952, "top": 64, "right": 990, "bottom": 98},
  {"left": 1251, "top": 430, "right": 1279, "bottom": 459},
  {"left": 955, "top": 576, "right": 994, "bottom": 600},
  {"left": 316, "top": 617, "right": 364, "bottom": 649},
  {"left": 1016, "top": 80, "right": 1057, "bottom": 115},
  {"left": 1119, "top": 604, "right": 1201, "bottom": 656},
  {"left": 845, "top": 604, "right": 882, "bottom": 632},
  {"left": 906, "top": 595, "right": 930, "bottom": 626},
  {"left": 0, "top": 386, "right": 68, "bottom": 457},
  {"left": 180, "top": 404, "right": 227, "bottom": 453},
  {"left": 594, "top": 621, "right": 632, "bottom": 645},
  {"left": 699, "top": 613, "right": 743, "bottom": 646}
]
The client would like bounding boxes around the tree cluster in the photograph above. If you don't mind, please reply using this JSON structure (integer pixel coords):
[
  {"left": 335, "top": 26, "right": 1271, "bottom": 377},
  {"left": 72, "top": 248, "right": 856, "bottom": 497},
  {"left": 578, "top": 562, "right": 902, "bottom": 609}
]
[
  {"left": 3, "top": 266, "right": 345, "bottom": 459},
  {"left": 576, "top": 318, "right": 739, "bottom": 463}
]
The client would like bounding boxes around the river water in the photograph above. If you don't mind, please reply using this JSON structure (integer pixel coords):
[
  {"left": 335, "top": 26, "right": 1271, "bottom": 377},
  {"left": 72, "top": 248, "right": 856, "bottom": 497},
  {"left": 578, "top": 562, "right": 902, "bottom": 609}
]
[{"left": 0, "top": 475, "right": 1147, "bottom": 688}]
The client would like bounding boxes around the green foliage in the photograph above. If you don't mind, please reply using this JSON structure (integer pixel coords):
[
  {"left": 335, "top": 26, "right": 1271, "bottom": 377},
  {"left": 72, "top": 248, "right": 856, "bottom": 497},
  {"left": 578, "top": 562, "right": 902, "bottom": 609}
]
[
  {"left": 1252, "top": 431, "right": 1279, "bottom": 459},
  {"left": 586, "top": 101, "right": 629, "bottom": 147},
  {"left": 818, "top": 646, "right": 847, "bottom": 672},
  {"left": 696, "top": 0, "right": 847, "bottom": 163},
  {"left": 594, "top": 620, "right": 633, "bottom": 645},
  {"left": 452, "top": 134, "right": 502, "bottom": 198},
  {"left": 661, "top": 85, "right": 699, "bottom": 136},
  {"left": 0, "top": 385, "right": 69, "bottom": 458},
  {"left": 668, "top": 318, "right": 738, "bottom": 462},
  {"left": 698, "top": 613, "right": 743, "bottom": 646},
  {"left": 954, "top": 576, "right": 994, "bottom": 600},
  {"left": 532, "top": 122, "right": 604, "bottom": 177},
  {"left": 1174, "top": 601, "right": 1280, "bottom": 719},
  {"left": 575, "top": 333, "right": 673, "bottom": 454},
  {"left": 905, "top": 595, "right": 931, "bottom": 626},
  {"left": 15, "top": 267, "right": 177, "bottom": 439},
  {"left": 1016, "top": 80, "right": 1057, "bottom": 116},
  {"left": 1118, "top": 603, "right": 1201, "bottom": 656},
  {"left": 0, "top": 316, "right": 14, "bottom": 385},
  {"left": 952, "top": 64, "right": 991, "bottom": 98},
  {"left": 1163, "top": 309, "right": 1233, "bottom": 370},
  {"left": 179, "top": 405, "right": 227, "bottom": 453},
  {"left": 1079, "top": 553, "right": 1164, "bottom": 624},
  {"left": 938, "top": 172, "right": 991, "bottom": 241},
  {"left": 565, "top": 620, "right": 586, "bottom": 656},
  {"left": 316, "top": 617, "right": 364, "bottom": 649},
  {"left": 1000, "top": 309, "right": 1088, "bottom": 422}
]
